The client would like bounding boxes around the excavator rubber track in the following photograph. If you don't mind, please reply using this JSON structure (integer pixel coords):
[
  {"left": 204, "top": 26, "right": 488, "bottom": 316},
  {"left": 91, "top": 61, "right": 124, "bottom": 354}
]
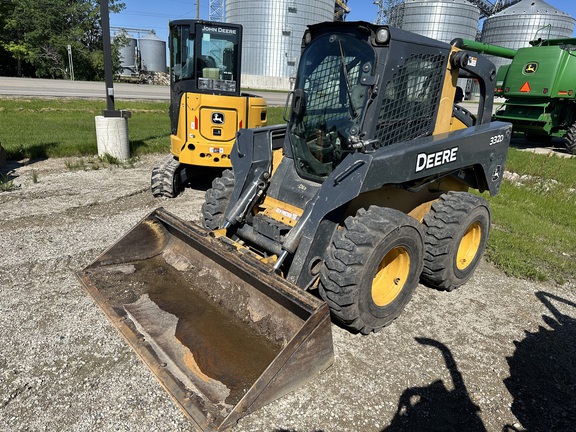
[{"left": 76, "top": 208, "right": 333, "bottom": 431}]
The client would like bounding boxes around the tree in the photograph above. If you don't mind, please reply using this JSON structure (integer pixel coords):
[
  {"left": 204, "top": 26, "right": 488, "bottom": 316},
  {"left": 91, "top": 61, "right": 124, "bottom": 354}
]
[{"left": 0, "top": 0, "right": 126, "bottom": 80}]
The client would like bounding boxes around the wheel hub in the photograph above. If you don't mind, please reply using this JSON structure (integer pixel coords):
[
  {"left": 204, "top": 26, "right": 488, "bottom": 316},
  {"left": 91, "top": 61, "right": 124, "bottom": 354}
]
[
  {"left": 456, "top": 221, "right": 482, "bottom": 270},
  {"left": 372, "top": 246, "right": 410, "bottom": 307}
]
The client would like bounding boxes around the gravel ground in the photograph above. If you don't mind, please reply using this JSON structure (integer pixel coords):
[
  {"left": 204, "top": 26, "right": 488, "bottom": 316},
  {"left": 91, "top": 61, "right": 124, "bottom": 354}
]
[{"left": 1, "top": 155, "right": 574, "bottom": 432}]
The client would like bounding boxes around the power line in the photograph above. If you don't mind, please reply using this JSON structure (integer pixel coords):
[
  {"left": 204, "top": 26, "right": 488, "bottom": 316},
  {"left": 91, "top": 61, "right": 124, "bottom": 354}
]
[{"left": 119, "top": 11, "right": 174, "bottom": 18}]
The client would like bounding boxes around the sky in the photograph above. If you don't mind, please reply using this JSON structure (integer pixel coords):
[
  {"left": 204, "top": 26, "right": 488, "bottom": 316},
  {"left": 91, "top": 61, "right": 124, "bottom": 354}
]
[
  {"left": 109, "top": 0, "right": 576, "bottom": 43},
  {"left": 110, "top": 1, "right": 376, "bottom": 41}
]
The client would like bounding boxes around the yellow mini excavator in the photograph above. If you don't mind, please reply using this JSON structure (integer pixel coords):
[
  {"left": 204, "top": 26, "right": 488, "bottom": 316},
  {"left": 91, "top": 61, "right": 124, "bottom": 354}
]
[
  {"left": 78, "top": 22, "right": 511, "bottom": 431},
  {"left": 151, "top": 20, "right": 267, "bottom": 198}
]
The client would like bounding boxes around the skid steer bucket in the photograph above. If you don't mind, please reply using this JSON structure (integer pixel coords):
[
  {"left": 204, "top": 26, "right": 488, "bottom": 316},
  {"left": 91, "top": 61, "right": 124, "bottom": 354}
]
[{"left": 76, "top": 208, "right": 333, "bottom": 431}]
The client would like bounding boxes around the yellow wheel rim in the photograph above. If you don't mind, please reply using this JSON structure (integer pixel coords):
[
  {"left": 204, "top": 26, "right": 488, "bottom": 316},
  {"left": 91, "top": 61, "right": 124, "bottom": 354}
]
[
  {"left": 456, "top": 221, "right": 482, "bottom": 271},
  {"left": 372, "top": 247, "right": 411, "bottom": 307}
]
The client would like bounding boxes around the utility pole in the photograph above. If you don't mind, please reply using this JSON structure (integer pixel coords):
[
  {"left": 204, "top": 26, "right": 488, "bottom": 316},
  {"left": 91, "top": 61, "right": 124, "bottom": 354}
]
[
  {"left": 67, "top": 45, "right": 75, "bottom": 81},
  {"left": 100, "top": 0, "right": 129, "bottom": 117},
  {"left": 96, "top": 0, "right": 131, "bottom": 161}
]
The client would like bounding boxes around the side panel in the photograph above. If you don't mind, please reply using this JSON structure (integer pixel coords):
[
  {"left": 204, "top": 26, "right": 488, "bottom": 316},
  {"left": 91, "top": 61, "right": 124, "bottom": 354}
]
[
  {"left": 555, "top": 52, "right": 576, "bottom": 100},
  {"left": 284, "top": 122, "right": 511, "bottom": 284},
  {"left": 503, "top": 46, "right": 565, "bottom": 98},
  {"left": 363, "top": 122, "right": 511, "bottom": 196}
]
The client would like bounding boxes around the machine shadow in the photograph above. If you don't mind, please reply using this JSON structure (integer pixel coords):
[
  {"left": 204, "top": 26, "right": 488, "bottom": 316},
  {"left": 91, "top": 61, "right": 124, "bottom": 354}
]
[
  {"left": 0, "top": 141, "right": 57, "bottom": 171},
  {"left": 503, "top": 291, "right": 576, "bottom": 432},
  {"left": 509, "top": 136, "right": 572, "bottom": 157},
  {"left": 184, "top": 166, "right": 226, "bottom": 192},
  {"left": 0, "top": 144, "right": 55, "bottom": 182},
  {"left": 381, "top": 337, "right": 486, "bottom": 432}
]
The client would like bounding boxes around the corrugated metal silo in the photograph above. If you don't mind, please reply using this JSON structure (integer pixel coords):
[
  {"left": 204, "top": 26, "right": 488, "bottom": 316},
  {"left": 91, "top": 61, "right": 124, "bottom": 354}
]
[
  {"left": 481, "top": 0, "right": 576, "bottom": 72},
  {"left": 139, "top": 31, "right": 167, "bottom": 73},
  {"left": 114, "top": 31, "right": 137, "bottom": 77},
  {"left": 226, "top": 0, "right": 335, "bottom": 90},
  {"left": 394, "top": 0, "right": 480, "bottom": 43},
  {"left": 390, "top": 0, "right": 480, "bottom": 98}
]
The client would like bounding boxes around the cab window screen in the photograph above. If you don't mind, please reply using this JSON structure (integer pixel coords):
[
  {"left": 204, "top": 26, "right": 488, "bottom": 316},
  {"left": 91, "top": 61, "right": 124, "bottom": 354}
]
[{"left": 375, "top": 53, "right": 445, "bottom": 146}]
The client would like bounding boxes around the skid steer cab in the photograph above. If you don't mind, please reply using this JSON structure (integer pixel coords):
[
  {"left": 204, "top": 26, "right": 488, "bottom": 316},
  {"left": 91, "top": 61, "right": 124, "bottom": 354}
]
[
  {"left": 151, "top": 20, "right": 267, "bottom": 198},
  {"left": 78, "top": 22, "right": 511, "bottom": 431}
]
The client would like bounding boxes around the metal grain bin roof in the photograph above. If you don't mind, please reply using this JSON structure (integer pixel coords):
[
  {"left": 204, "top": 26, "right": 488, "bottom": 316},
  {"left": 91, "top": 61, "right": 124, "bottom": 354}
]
[
  {"left": 394, "top": 0, "right": 480, "bottom": 43},
  {"left": 481, "top": 0, "right": 575, "bottom": 70}
]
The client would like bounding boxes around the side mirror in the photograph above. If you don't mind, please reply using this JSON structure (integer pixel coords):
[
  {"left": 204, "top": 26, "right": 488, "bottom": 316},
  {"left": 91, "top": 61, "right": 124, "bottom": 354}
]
[{"left": 283, "top": 88, "right": 306, "bottom": 122}]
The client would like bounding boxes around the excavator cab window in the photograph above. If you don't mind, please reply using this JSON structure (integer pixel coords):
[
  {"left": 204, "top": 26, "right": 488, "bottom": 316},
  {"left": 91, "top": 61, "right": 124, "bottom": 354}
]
[
  {"left": 170, "top": 25, "right": 195, "bottom": 83},
  {"left": 169, "top": 20, "right": 241, "bottom": 95},
  {"left": 288, "top": 32, "right": 376, "bottom": 182},
  {"left": 196, "top": 26, "right": 239, "bottom": 92}
]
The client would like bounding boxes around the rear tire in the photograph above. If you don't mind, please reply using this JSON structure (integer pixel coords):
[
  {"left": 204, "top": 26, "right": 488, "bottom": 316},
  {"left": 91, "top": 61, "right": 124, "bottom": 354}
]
[
  {"left": 151, "top": 155, "right": 185, "bottom": 198},
  {"left": 319, "top": 206, "right": 424, "bottom": 334},
  {"left": 564, "top": 122, "right": 576, "bottom": 155},
  {"left": 421, "top": 191, "right": 490, "bottom": 291},
  {"left": 201, "top": 169, "right": 235, "bottom": 230}
]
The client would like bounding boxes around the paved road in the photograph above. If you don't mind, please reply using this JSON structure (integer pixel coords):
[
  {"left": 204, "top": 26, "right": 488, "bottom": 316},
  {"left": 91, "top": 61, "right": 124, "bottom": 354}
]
[
  {"left": 2, "top": 77, "right": 488, "bottom": 113},
  {"left": 0, "top": 76, "right": 485, "bottom": 113},
  {"left": 0, "top": 76, "right": 288, "bottom": 106}
]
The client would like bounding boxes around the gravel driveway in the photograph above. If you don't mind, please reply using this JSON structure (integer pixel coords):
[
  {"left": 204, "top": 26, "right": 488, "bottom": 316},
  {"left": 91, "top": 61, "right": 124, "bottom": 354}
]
[{"left": 1, "top": 155, "right": 574, "bottom": 431}]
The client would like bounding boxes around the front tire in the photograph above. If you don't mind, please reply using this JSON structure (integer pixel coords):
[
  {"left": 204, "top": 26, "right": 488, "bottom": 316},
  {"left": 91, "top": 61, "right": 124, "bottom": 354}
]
[
  {"left": 421, "top": 191, "right": 490, "bottom": 291},
  {"left": 319, "top": 206, "right": 424, "bottom": 334},
  {"left": 201, "top": 169, "right": 235, "bottom": 230}
]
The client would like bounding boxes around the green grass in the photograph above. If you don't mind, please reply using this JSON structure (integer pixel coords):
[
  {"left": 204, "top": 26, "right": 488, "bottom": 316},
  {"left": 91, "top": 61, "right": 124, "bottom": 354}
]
[
  {"left": 0, "top": 98, "right": 170, "bottom": 160},
  {"left": 484, "top": 148, "right": 576, "bottom": 285},
  {"left": 1, "top": 98, "right": 573, "bottom": 284},
  {"left": 267, "top": 106, "right": 286, "bottom": 126},
  {"left": 0, "top": 172, "right": 15, "bottom": 191},
  {"left": 0, "top": 99, "right": 286, "bottom": 160}
]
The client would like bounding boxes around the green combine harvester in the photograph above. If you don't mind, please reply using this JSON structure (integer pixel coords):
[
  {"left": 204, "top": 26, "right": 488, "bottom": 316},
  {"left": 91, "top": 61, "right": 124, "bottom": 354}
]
[{"left": 453, "top": 36, "right": 576, "bottom": 154}]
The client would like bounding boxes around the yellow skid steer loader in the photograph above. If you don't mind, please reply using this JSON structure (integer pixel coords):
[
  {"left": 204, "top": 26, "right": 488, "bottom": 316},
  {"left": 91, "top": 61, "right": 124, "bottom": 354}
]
[{"left": 77, "top": 22, "right": 511, "bottom": 431}]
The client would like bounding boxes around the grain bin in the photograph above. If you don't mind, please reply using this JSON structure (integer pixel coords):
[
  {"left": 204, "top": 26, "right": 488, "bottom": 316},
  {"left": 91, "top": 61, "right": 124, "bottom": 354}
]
[
  {"left": 139, "top": 31, "right": 167, "bottom": 73},
  {"left": 226, "top": 0, "right": 334, "bottom": 90},
  {"left": 392, "top": 0, "right": 480, "bottom": 43},
  {"left": 114, "top": 31, "right": 137, "bottom": 77}
]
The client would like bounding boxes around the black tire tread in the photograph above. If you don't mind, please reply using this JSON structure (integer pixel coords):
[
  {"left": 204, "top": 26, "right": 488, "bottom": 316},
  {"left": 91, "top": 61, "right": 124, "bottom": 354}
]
[
  {"left": 150, "top": 155, "right": 183, "bottom": 198},
  {"left": 422, "top": 191, "right": 490, "bottom": 291},
  {"left": 564, "top": 122, "right": 576, "bottom": 155},
  {"left": 201, "top": 169, "right": 235, "bottom": 230},
  {"left": 320, "top": 206, "right": 423, "bottom": 334}
]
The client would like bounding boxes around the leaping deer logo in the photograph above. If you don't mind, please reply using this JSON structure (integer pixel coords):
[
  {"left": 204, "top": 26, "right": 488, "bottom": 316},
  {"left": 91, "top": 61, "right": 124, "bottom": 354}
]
[
  {"left": 524, "top": 63, "right": 538, "bottom": 74},
  {"left": 212, "top": 112, "right": 225, "bottom": 124}
]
